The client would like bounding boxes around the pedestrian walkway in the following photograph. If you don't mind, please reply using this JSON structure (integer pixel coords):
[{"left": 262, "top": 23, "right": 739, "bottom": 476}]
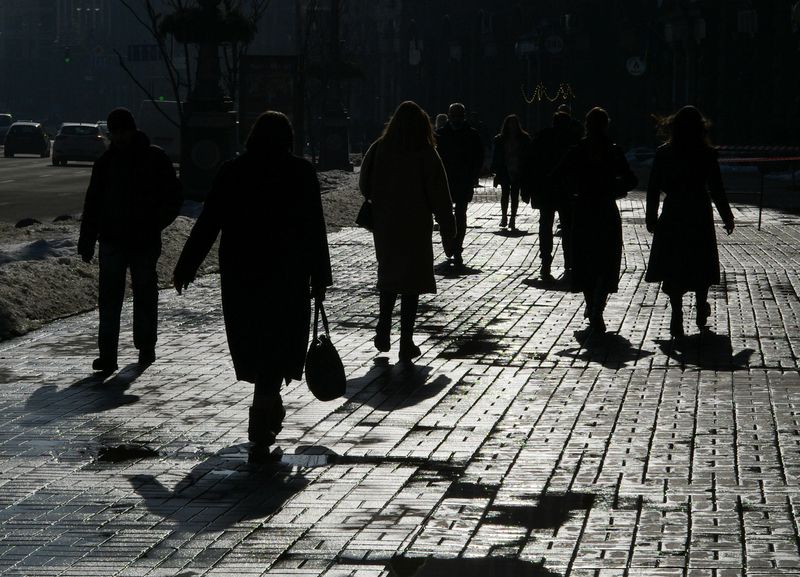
[{"left": 1, "top": 194, "right": 800, "bottom": 576}]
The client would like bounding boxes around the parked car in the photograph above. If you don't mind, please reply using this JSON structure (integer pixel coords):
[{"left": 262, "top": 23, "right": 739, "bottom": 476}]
[
  {"left": 52, "top": 123, "right": 108, "bottom": 165},
  {"left": 3, "top": 121, "right": 50, "bottom": 158},
  {"left": 0, "top": 114, "right": 13, "bottom": 142}
]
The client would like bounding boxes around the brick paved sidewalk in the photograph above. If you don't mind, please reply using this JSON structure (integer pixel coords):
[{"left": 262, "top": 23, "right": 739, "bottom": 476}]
[{"left": 2, "top": 192, "right": 800, "bottom": 576}]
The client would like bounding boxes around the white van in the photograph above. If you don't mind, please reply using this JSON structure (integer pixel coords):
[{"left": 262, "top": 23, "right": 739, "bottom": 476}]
[{"left": 137, "top": 100, "right": 181, "bottom": 161}]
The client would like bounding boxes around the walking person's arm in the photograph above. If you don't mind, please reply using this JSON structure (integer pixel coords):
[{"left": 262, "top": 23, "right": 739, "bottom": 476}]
[
  {"left": 77, "top": 160, "right": 104, "bottom": 262},
  {"left": 708, "top": 153, "right": 734, "bottom": 234},
  {"left": 424, "top": 148, "right": 457, "bottom": 257},
  {"left": 645, "top": 154, "right": 663, "bottom": 234},
  {"left": 172, "top": 164, "right": 227, "bottom": 294},
  {"left": 155, "top": 151, "right": 183, "bottom": 231}
]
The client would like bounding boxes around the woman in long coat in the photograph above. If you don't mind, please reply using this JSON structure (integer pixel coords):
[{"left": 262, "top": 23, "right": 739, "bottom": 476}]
[
  {"left": 645, "top": 105, "right": 734, "bottom": 337},
  {"left": 173, "top": 111, "right": 332, "bottom": 453},
  {"left": 360, "top": 101, "right": 456, "bottom": 361},
  {"left": 552, "top": 107, "right": 637, "bottom": 333},
  {"left": 490, "top": 114, "right": 532, "bottom": 230}
]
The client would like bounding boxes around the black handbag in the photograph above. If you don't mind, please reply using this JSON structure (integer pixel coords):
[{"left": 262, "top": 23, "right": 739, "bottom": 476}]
[
  {"left": 305, "top": 299, "right": 346, "bottom": 401},
  {"left": 355, "top": 200, "right": 373, "bottom": 231}
]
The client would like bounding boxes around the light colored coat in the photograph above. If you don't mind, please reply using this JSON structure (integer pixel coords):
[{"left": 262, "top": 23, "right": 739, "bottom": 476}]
[{"left": 360, "top": 139, "right": 456, "bottom": 294}]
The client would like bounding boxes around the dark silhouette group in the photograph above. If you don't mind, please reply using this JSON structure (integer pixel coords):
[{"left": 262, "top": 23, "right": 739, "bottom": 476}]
[{"left": 78, "top": 101, "right": 735, "bottom": 454}]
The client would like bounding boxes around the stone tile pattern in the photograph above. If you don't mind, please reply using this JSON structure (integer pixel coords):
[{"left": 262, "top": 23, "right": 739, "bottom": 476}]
[{"left": 1, "top": 190, "right": 800, "bottom": 576}]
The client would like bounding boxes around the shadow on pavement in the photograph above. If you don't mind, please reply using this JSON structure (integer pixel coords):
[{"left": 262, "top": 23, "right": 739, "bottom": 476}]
[
  {"left": 23, "top": 363, "right": 143, "bottom": 423},
  {"left": 492, "top": 229, "right": 532, "bottom": 238},
  {"left": 656, "top": 330, "right": 756, "bottom": 370},
  {"left": 386, "top": 557, "right": 560, "bottom": 577},
  {"left": 345, "top": 363, "right": 452, "bottom": 410},
  {"left": 556, "top": 330, "right": 654, "bottom": 369},
  {"left": 436, "top": 329, "right": 503, "bottom": 359},
  {"left": 129, "top": 443, "right": 308, "bottom": 533},
  {"left": 522, "top": 277, "right": 572, "bottom": 292},
  {"left": 434, "top": 261, "right": 483, "bottom": 277}
]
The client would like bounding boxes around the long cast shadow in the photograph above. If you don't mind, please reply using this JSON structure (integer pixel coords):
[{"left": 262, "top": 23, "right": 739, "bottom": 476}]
[
  {"left": 345, "top": 363, "right": 451, "bottom": 410},
  {"left": 129, "top": 444, "right": 308, "bottom": 533},
  {"left": 656, "top": 330, "right": 755, "bottom": 370},
  {"left": 556, "top": 330, "right": 654, "bottom": 369},
  {"left": 522, "top": 277, "right": 572, "bottom": 292},
  {"left": 23, "top": 363, "right": 143, "bottom": 424}
]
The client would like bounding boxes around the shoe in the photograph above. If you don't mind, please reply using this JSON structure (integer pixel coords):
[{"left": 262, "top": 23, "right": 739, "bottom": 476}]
[
  {"left": 248, "top": 395, "right": 286, "bottom": 448},
  {"left": 92, "top": 357, "right": 118, "bottom": 373},
  {"left": 138, "top": 349, "right": 156, "bottom": 366},
  {"left": 453, "top": 254, "right": 464, "bottom": 268},
  {"left": 670, "top": 310, "right": 684, "bottom": 338},
  {"left": 500, "top": 216, "right": 508, "bottom": 228},
  {"left": 399, "top": 339, "right": 422, "bottom": 362},
  {"left": 696, "top": 301, "right": 711, "bottom": 328},
  {"left": 540, "top": 267, "right": 555, "bottom": 283},
  {"left": 509, "top": 217, "right": 516, "bottom": 230},
  {"left": 374, "top": 322, "right": 390, "bottom": 352}
]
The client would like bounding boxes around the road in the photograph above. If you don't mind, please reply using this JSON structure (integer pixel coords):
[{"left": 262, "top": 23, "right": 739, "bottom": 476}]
[{"left": 0, "top": 153, "right": 92, "bottom": 223}]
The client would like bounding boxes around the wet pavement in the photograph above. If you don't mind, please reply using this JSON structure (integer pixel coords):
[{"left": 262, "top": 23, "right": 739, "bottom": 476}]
[{"left": 2, "top": 192, "right": 800, "bottom": 576}]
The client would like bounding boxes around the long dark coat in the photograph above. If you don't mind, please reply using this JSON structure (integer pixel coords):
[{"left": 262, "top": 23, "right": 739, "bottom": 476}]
[
  {"left": 174, "top": 151, "right": 332, "bottom": 384},
  {"left": 490, "top": 133, "right": 532, "bottom": 188},
  {"left": 645, "top": 143, "right": 733, "bottom": 294},
  {"left": 553, "top": 137, "right": 637, "bottom": 294},
  {"left": 360, "top": 140, "right": 456, "bottom": 294},
  {"left": 435, "top": 122, "right": 484, "bottom": 204}
]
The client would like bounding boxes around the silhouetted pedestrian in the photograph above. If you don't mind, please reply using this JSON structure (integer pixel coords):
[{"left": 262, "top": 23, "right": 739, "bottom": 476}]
[
  {"left": 360, "top": 101, "right": 456, "bottom": 361},
  {"left": 173, "top": 111, "right": 332, "bottom": 455},
  {"left": 645, "top": 106, "right": 735, "bottom": 337},
  {"left": 552, "top": 107, "right": 637, "bottom": 333},
  {"left": 490, "top": 114, "right": 532, "bottom": 230},
  {"left": 436, "top": 102, "right": 484, "bottom": 268},
  {"left": 77, "top": 107, "right": 182, "bottom": 373},
  {"left": 434, "top": 113, "right": 448, "bottom": 132},
  {"left": 530, "top": 110, "right": 582, "bottom": 281}
]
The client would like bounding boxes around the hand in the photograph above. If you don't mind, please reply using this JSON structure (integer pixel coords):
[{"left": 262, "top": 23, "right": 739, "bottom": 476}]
[
  {"left": 173, "top": 272, "right": 191, "bottom": 295},
  {"left": 646, "top": 222, "right": 655, "bottom": 234},
  {"left": 724, "top": 219, "right": 735, "bottom": 235},
  {"left": 79, "top": 252, "right": 93, "bottom": 264}
]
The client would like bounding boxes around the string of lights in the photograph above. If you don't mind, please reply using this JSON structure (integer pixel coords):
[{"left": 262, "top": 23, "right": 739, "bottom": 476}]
[{"left": 521, "top": 82, "right": 576, "bottom": 104}]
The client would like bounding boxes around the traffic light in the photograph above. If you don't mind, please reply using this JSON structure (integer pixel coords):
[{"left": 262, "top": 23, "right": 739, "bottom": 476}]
[{"left": 64, "top": 46, "right": 71, "bottom": 64}]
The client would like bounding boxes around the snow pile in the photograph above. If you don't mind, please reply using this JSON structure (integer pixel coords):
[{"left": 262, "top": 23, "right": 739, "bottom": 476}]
[{"left": 0, "top": 169, "right": 363, "bottom": 341}]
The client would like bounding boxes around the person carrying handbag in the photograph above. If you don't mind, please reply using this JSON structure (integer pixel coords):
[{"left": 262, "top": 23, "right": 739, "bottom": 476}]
[{"left": 173, "top": 111, "right": 332, "bottom": 457}]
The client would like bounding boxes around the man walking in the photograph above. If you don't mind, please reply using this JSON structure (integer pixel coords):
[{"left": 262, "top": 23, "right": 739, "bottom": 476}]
[
  {"left": 530, "top": 109, "right": 581, "bottom": 282},
  {"left": 78, "top": 108, "right": 182, "bottom": 373},
  {"left": 436, "top": 102, "right": 484, "bottom": 268}
]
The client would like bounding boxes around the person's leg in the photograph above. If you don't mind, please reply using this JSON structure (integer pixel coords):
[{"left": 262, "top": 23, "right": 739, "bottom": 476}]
[
  {"left": 96, "top": 242, "right": 127, "bottom": 370},
  {"left": 557, "top": 202, "right": 574, "bottom": 276},
  {"left": 454, "top": 201, "right": 468, "bottom": 266},
  {"left": 375, "top": 291, "right": 397, "bottom": 351},
  {"left": 590, "top": 283, "right": 608, "bottom": 333},
  {"left": 668, "top": 291, "right": 684, "bottom": 337},
  {"left": 695, "top": 287, "right": 710, "bottom": 328},
  {"left": 500, "top": 184, "right": 509, "bottom": 227},
  {"left": 582, "top": 290, "right": 594, "bottom": 320},
  {"left": 539, "top": 208, "right": 555, "bottom": 279},
  {"left": 129, "top": 243, "right": 161, "bottom": 364},
  {"left": 509, "top": 183, "right": 520, "bottom": 229},
  {"left": 250, "top": 371, "right": 285, "bottom": 451},
  {"left": 399, "top": 294, "right": 421, "bottom": 361}
]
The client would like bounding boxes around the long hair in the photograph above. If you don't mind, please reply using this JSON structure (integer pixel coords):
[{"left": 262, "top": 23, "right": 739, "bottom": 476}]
[
  {"left": 654, "top": 105, "right": 712, "bottom": 151},
  {"left": 381, "top": 101, "right": 436, "bottom": 152},
  {"left": 499, "top": 114, "right": 528, "bottom": 141},
  {"left": 246, "top": 110, "right": 294, "bottom": 154},
  {"left": 584, "top": 107, "right": 610, "bottom": 139}
]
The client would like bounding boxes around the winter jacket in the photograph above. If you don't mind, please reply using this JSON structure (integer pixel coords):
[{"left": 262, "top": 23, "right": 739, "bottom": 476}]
[{"left": 436, "top": 122, "right": 483, "bottom": 204}]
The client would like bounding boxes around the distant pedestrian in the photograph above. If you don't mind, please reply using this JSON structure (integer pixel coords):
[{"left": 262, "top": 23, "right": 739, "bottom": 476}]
[
  {"left": 645, "top": 106, "right": 734, "bottom": 337},
  {"left": 77, "top": 107, "right": 182, "bottom": 373},
  {"left": 360, "top": 101, "right": 456, "bottom": 361},
  {"left": 530, "top": 110, "right": 582, "bottom": 281},
  {"left": 436, "top": 102, "right": 484, "bottom": 268},
  {"left": 490, "top": 114, "right": 532, "bottom": 230},
  {"left": 434, "top": 113, "right": 448, "bottom": 132},
  {"left": 551, "top": 107, "right": 637, "bottom": 333},
  {"left": 173, "top": 111, "right": 332, "bottom": 455}
]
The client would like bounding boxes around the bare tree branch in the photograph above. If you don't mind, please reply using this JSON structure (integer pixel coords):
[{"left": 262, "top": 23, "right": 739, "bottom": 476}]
[{"left": 112, "top": 48, "right": 181, "bottom": 129}]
